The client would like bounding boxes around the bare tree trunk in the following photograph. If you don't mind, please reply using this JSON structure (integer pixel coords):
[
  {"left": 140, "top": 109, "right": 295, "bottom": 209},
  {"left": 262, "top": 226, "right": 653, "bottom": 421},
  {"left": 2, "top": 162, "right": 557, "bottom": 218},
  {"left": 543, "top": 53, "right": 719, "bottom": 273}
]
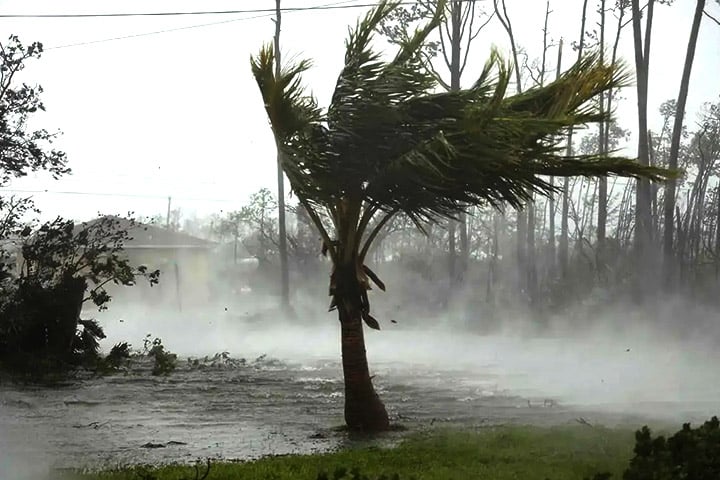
[
  {"left": 597, "top": 0, "right": 608, "bottom": 247},
  {"left": 448, "top": 0, "right": 463, "bottom": 287},
  {"left": 274, "top": 0, "right": 291, "bottom": 311},
  {"left": 448, "top": 221, "right": 456, "bottom": 284},
  {"left": 525, "top": 0, "right": 553, "bottom": 304},
  {"left": 487, "top": 212, "right": 500, "bottom": 303},
  {"left": 603, "top": 0, "right": 627, "bottom": 246},
  {"left": 548, "top": 38, "right": 564, "bottom": 277},
  {"left": 527, "top": 204, "right": 537, "bottom": 304},
  {"left": 560, "top": 0, "right": 589, "bottom": 279},
  {"left": 662, "top": 0, "right": 705, "bottom": 290},
  {"left": 494, "top": 0, "right": 528, "bottom": 298},
  {"left": 631, "top": 0, "right": 656, "bottom": 298},
  {"left": 516, "top": 209, "right": 527, "bottom": 296},
  {"left": 715, "top": 186, "right": 720, "bottom": 280}
]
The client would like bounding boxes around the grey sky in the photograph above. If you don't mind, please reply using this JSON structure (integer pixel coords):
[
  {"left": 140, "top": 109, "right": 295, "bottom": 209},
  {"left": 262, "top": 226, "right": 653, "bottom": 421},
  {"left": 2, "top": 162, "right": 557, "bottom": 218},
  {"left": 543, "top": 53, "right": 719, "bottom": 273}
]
[{"left": 1, "top": 0, "right": 718, "bottom": 223}]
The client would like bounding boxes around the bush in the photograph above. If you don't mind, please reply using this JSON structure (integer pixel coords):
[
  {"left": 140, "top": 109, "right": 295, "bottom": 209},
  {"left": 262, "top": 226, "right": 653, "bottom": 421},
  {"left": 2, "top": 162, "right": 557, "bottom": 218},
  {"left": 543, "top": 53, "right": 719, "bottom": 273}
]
[
  {"left": 99, "top": 342, "right": 132, "bottom": 372},
  {"left": 317, "top": 467, "right": 413, "bottom": 480},
  {"left": 622, "top": 416, "right": 720, "bottom": 480},
  {"left": 143, "top": 335, "right": 177, "bottom": 376},
  {"left": 0, "top": 275, "right": 96, "bottom": 375},
  {"left": 0, "top": 215, "right": 159, "bottom": 378}
]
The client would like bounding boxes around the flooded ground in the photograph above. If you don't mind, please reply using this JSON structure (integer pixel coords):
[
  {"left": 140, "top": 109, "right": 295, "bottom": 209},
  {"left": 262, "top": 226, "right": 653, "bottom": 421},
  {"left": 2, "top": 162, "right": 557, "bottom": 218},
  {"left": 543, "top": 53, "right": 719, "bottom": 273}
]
[{"left": 1, "top": 309, "right": 719, "bottom": 474}]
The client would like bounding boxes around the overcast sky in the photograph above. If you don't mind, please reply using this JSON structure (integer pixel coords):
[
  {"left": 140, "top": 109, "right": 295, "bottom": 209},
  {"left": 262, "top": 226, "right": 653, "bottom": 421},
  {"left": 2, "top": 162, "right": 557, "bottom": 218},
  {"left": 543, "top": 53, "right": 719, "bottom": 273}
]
[{"left": 1, "top": 0, "right": 718, "bottom": 223}]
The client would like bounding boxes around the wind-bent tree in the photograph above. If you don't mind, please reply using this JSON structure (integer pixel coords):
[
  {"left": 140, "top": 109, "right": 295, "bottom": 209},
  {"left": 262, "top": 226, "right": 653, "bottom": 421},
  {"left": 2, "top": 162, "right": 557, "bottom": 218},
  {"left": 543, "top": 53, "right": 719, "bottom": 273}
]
[{"left": 251, "top": 0, "right": 668, "bottom": 431}]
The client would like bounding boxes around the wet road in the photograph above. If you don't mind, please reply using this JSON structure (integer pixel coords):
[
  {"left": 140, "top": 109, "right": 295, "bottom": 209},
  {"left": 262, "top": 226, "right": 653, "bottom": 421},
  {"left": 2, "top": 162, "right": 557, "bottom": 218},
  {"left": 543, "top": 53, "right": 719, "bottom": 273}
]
[{"left": 1, "top": 322, "right": 719, "bottom": 473}]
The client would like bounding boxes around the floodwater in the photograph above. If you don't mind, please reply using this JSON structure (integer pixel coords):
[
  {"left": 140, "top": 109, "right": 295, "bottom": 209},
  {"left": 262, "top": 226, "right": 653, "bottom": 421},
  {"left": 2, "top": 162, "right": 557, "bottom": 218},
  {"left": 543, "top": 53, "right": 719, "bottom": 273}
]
[{"left": 1, "top": 308, "right": 719, "bottom": 475}]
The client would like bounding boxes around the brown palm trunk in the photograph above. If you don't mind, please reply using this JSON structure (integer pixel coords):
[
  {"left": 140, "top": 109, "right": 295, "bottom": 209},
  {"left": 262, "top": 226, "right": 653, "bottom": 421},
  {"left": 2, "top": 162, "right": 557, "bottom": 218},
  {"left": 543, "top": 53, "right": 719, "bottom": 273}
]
[{"left": 334, "top": 264, "right": 389, "bottom": 432}]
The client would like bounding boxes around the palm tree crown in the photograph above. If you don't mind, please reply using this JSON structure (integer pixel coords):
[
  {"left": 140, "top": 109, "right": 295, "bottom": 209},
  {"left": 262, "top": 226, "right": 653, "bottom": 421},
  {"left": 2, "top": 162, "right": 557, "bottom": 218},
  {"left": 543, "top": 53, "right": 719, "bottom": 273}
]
[{"left": 252, "top": 1, "right": 667, "bottom": 269}]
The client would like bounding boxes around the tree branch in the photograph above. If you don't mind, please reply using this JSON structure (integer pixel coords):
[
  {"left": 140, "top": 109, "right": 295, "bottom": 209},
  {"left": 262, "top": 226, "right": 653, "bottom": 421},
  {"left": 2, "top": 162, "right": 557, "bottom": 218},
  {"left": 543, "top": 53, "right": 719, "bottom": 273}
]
[
  {"left": 356, "top": 203, "right": 380, "bottom": 252},
  {"left": 704, "top": 9, "right": 720, "bottom": 25},
  {"left": 360, "top": 209, "right": 398, "bottom": 263},
  {"left": 298, "top": 197, "right": 337, "bottom": 263},
  {"left": 461, "top": 4, "right": 494, "bottom": 75}
]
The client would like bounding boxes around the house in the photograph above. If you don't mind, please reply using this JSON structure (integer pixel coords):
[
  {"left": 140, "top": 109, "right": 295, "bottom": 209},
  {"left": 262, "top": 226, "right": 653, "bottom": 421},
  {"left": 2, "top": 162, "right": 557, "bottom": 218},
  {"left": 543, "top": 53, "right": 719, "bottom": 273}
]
[{"left": 75, "top": 216, "right": 218, "bottom": 309}]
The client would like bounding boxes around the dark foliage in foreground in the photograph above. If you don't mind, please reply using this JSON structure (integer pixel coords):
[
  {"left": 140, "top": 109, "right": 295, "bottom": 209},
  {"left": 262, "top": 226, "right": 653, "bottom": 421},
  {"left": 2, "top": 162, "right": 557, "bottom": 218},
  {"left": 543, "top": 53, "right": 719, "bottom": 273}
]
[
  {"left": 0, "top": 215, "right": 159, "bottom": 379},
  {"left": 584, "top": 416, "right": 720, "bottom": 480},
  {"left": 135, "top": 459, "right": 211, "bottom": 480},
  {"left": 316, "top": 467, "right": 414, "bottom": 480},
  {"left": 621, "top": 416, "right": 720, "bottom": 480}
]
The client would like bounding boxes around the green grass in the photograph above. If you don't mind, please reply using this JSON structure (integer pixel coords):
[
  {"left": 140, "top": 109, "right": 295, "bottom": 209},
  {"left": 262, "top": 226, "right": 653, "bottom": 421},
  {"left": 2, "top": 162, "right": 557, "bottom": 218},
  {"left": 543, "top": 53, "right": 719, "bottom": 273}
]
[{"left": 61, "top": 425, "right": 636, "bottom": 480}]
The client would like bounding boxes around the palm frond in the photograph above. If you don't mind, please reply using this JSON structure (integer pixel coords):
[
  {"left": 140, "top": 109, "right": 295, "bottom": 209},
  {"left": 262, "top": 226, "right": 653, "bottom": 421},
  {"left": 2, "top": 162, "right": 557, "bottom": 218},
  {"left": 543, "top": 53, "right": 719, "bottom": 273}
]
[{"left": 251, "top": 1, "right": 672, "bottom": 231}]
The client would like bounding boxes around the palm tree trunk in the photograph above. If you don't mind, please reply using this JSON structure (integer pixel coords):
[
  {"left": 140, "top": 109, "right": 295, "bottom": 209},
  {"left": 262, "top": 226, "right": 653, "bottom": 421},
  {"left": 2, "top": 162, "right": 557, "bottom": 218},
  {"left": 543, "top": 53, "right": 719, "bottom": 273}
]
[{"left": 334, "top": 264, "right": 389, "bottom": 432}]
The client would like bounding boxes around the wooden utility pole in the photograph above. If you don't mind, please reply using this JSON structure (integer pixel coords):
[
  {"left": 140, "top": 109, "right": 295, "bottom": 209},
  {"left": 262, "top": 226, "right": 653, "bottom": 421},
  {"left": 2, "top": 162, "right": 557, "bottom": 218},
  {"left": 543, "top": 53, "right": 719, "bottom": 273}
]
[{"left": 274, "top": 0, "right": 291, "bottom": 311}]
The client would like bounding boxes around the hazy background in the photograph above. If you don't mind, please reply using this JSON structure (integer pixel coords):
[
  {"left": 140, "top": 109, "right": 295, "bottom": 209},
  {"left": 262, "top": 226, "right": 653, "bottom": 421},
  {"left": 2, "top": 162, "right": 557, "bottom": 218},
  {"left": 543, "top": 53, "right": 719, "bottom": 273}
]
[{"left": 0, "top": 0, "right": 717, "bottom": 222}]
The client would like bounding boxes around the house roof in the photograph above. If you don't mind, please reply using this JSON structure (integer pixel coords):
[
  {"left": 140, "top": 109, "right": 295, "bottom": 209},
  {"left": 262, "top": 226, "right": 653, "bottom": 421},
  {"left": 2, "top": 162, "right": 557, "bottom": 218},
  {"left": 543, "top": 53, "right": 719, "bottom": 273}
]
[{"left": 75, "top": 216, "right": 217, "bottom": 249}]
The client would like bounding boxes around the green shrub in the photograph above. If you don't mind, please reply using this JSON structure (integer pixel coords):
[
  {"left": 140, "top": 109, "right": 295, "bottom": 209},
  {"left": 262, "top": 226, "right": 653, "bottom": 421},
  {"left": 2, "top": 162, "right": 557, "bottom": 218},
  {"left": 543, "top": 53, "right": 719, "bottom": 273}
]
[
  {"left": 0, "top": 215, "right": 159, "bottom": 379},
  {"left": 622, "top": 416, "right": 720, "bottom": 480},
  {"left": 316, "top": 467, "right": 412, "bottom": 480},
  {"left": 143, "top": 335, "right": 177, "bottom": 376}
]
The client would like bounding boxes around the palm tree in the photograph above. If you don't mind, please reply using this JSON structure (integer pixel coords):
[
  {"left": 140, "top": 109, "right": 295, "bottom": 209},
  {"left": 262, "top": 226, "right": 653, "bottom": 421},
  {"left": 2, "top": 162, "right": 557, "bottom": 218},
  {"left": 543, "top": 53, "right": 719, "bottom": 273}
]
[{"left": 250, "top": 0, "right": 669, "bottom": 432}]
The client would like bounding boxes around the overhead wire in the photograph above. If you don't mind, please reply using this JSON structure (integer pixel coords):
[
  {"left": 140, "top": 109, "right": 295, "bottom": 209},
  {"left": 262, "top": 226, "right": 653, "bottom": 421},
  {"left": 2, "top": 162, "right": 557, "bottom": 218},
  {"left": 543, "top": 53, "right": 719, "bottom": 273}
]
[
  {"left": 0, "top": 188, "right": 240, "bottom": 203},
  {"left": 0, "top": 1, "right": 439, "bottom": 19},
  {"left": 46, "top": 14, "right": 271, "bottom": 50},
  {"left": 0, "top": 0, "right": 442, "bottom": 208},
  {"left": 36, "top": 0, "right": 369, "bottom": 50}
]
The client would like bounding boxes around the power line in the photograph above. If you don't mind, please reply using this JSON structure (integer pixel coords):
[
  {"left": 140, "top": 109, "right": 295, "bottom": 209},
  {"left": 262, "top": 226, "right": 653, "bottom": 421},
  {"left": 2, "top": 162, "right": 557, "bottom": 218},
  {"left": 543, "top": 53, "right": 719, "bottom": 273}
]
[
  {"left": 0, "top": 1, "right": 404, "bottom": 19},
  {"left": 47, "top": 14, "right": 270, "bottom": 50},
  {"left": 0, "top": 188, "right": 238, "bottom": 203},
  {"left": 42, "top": 0, "right": 365, "bottom": 50}
]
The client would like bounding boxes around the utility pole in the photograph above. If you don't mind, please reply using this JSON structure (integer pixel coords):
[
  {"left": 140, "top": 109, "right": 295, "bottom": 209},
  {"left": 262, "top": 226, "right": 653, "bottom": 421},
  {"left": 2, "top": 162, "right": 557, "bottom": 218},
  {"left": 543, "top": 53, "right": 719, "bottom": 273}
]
[
  {"left": 274, "top": 0, "right": 291, "bottom": 312},
  {"left": 166, "top": 196, "right": 171, "bottom": 229}
]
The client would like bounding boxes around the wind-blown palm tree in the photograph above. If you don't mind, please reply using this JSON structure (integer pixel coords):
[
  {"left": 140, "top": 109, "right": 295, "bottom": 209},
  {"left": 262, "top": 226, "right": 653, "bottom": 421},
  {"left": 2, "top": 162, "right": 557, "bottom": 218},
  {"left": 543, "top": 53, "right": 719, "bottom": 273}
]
[{"left": 251, "top": 0, "right": 669, "bottom": 432}]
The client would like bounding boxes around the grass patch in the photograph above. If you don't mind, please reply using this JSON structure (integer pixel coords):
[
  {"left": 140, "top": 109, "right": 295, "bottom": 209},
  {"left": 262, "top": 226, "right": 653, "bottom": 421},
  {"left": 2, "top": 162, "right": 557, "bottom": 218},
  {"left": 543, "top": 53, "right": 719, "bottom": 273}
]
[{"left": 60, "top": 425, "right": 636, "bottom": 480}]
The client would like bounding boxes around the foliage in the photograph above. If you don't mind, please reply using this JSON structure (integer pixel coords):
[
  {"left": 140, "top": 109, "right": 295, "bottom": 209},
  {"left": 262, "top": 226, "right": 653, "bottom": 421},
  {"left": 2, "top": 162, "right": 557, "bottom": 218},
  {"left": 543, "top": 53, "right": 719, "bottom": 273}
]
[
  {"left": 377, "top": 0, "right": 493, "bottom": 91},
  {"left": 19, "top": 215, "right": 160, "bottom": 310},
  {"left": 316, "top": 467, "right": 413, "bottom": 480},
  {"left": 0, "top": 35, "right": 69, "bottom": 185},
  {"left": 251, "top": 0, "right": 671, "bottom": 337},
  {"left": 134, "top": 459, "right": 211, "bottom": 480},
  {"left": 212, "top": 189, "right": 321, "bottom": 274},
  {"left": 99, "top": 342, "right": 132, "bottom": 372},
  {"left": 142, "top": 334, "right": 177, "bottom": 376},
  {"left": 253, "top": 0, "right": 666, "bottom": 224},
  {"left": 622, "top": 417, "right": 720, "bottom": 480},
  {"left": 0, "top": 214, "right": 160, "bottom": 377}
]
